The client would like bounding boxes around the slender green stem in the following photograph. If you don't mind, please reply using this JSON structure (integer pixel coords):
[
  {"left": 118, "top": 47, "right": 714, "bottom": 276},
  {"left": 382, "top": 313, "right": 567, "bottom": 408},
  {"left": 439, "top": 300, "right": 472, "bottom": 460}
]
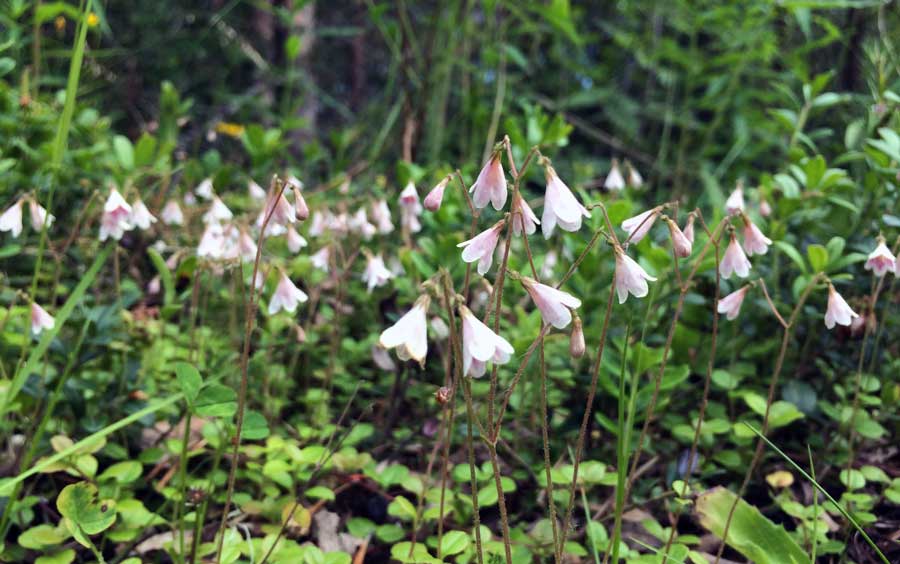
[{"left": 610, "top": 321, "right": 632, "bottom": 564}]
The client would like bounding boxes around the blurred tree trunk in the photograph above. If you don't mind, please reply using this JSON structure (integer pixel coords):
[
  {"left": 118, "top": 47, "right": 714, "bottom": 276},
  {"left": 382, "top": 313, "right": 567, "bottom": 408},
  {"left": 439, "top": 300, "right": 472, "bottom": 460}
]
[{"left": 288, "top": 1, "right": 318, "bottom": 145}]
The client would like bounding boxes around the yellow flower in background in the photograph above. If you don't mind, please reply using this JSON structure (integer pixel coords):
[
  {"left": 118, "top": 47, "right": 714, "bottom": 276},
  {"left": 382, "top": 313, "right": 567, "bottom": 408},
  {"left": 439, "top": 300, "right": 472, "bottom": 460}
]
[
  {"left": 215, "top": 122, "right": 245, "bottom": 138},
  {"left": 87, "top": 13, "right": 100, "bottom": 27},
  {"left": 54, "top": 16, "right": 66, "bottom": 32}
]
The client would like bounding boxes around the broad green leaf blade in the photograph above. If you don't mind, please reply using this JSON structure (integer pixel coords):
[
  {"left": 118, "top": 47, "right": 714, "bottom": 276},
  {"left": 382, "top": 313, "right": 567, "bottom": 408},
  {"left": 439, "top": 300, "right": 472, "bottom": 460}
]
[{"left": 695, "top": 487, "right": 810, "bottom": 564}]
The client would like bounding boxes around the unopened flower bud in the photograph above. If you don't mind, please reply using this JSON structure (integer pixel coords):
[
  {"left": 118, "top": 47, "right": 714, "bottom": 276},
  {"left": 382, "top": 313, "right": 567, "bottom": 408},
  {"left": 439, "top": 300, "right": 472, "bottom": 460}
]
[
  {"left": 424, "top": 176, "right": 450, "bottom": 212},
  {"left": 435, "top": 386, "right": 452, "bottom": 405},
  {"left": 569, "top": 316, "right": 585, "bottom": 358},
  {"left": 293, "top": 190, "right": 309, "bottom": 221}
]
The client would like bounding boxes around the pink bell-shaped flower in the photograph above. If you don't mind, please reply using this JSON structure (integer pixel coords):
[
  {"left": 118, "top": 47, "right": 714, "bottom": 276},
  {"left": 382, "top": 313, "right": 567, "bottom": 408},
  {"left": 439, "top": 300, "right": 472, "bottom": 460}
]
[
  {"left": 511, "top": 193, "right": 540, "bottom": 236},
  {"left": 717, "top": 286, "right": 750, "bottom": 321},
  {"left": 99, "top": 188, "right": 134, "bottom": 241},
  {"left": 742, "top": 218, "right": 772, "bottom": 256},
  {"left": 470, "top": 154, "right": 507, "bottom": 210},
  {"left": 720, "top": 233, "right": 751, "bottom": 279},
  {"left": 399, "top": 182, "right": 423, "bottom": 233},
  {"left": 542, "top": 166, "right": 590, "bottom": 238},
  {"left": 864, "top": 238, "right": 896, "bottom": 277},
  {"left": 31, "top": 302, "right": 55, "bottom": 336},
  {"left": 459, "top": 305, "right": 514, "bottom": 377},
  {"left": 293, "top": 189, "right": 310, "bottom": 221},
  {"left": 458, "top": 220, "right": 505, "bottom": 275},
  {"left": 666, "top": 218, "right": 692, "bottom": 257},
  {"left": 311, "top": 247, "right": 330, "bottom": 272},
  {"left": 621, "top": 208, "right": 659, "bottom": 244},
  {"left": 286, "top": 227, "right": 307, "bottom": 253},
  {"left": 521, "top": 277, "right": 582, "bottom": 329},
  {"left": 614, "top": 247, "right": 657, "bottom": 304},
  {"left": 725, "top": 183, "right": 745, "bottom": 214}
]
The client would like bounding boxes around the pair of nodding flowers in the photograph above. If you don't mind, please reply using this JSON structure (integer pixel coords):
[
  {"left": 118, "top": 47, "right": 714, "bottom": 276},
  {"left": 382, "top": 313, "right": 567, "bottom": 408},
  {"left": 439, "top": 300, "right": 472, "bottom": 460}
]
[
  {"left": 0, "top": 197, "right": 55, "bottom": 238},
  {"left": 424, "top": 154, "right": 590, "bottom": 239},
  {"left": 379, "top": 274, "right": 584, "bottom": 374},
  {"left": 719, "top": 236, "right": 897, "bottom": 327},
  {"left": 716, "top": 279, "right": 858, "bottom": 330}
]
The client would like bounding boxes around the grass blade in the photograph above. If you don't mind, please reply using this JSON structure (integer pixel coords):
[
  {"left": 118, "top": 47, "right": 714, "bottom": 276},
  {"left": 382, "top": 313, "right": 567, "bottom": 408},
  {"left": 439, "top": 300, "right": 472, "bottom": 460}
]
[
  {"left": 744, "top": 423, "right": 889, "bottom": 564},
  {"left": 0, "top": 243, "right": 112, "bottom": 419}
]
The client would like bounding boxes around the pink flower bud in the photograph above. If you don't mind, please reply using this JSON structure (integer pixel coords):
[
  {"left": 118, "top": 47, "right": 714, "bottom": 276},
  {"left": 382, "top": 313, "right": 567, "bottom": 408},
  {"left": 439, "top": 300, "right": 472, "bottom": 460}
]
[
  {"left": 569, "top": 316, "right": 585, "bottom": 358},
  {"left": 424, "top": 176, "right": 450, "bottom": 212}
]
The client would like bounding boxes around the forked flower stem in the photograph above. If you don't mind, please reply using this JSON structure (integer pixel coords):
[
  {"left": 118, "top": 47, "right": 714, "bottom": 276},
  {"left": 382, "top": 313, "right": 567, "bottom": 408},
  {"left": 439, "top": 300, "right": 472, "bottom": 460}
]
[
  {"left": 623, "top": 214, "right": 728, "bottom": 503},
  {"left": 713, "top": 272, "right": 823, "bottom": 564},
  {"left": 214, "top": 177, "right": 288, "bottom": 563}
]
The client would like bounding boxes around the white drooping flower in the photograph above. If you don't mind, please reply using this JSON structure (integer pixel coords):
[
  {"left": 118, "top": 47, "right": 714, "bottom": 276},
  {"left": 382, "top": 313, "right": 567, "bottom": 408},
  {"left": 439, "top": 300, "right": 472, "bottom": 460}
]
[
  {"left": 248, "top": 179, "right": 267, "bottom": 200},
  {"left": 203, "top": 196, "right": 233, "bottom": 224},
  {"left": 459, "top": 305, "right": 514, "bottom": 377},
  {"left": 286, "top": 227, "right": 307, "bottom": 253},
  {"left": 604, "top": 158, "right": 625, "bottom": 191},
  {"left": 0, "top": 200, "right": 24, "bottom": 237},
  {"left": 372, "top": 199, "right": 394, "bottom": 234},
  {"left": 195, "top": 178, "right": 214, "bottom": 200},
  {"left": 29, "top": 200, "right": 55, "bottom": 232},
  {"left": 161, "top": 200, "right": 184, "bottom": 225},
  {"left": 268, "top": 272, "right": 308, "bottom": 315},
  {"left": 130, "top": 199, "right": 157, "bottom": 230},
  {"left": 824, "top": 283, "right": 858, "bottom": 330},
  {"left": 362, "top": 253, "right": 394, "bottom": 293},
  {"left": 311, "top": 247, "right": 330, "bottom": 272},
  {"left": 379, "top": 296, "right": 430, "bottom": 366}
]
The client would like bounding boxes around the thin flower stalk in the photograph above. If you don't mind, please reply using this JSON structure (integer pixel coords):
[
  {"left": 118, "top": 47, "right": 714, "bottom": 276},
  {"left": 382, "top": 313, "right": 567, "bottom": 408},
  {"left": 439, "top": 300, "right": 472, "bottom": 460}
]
[
  {"left": 214, "top": 176, "right": 289, "bottom": 563},
  {"left": 661, "top": 214, "right": 721, "bottom": 558},
  {"left": 622, "top": 214, "right": 729, "bottom": 504},
  {"left": 714, "top": 273, "right": 823, "bottom": 564}
]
